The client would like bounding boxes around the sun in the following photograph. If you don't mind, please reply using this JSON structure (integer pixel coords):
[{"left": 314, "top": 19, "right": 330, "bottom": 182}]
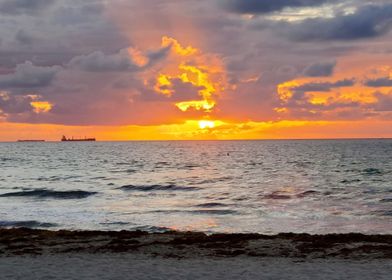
[{"left": 198, "top": 120, "right": 215, "bottom": 129}]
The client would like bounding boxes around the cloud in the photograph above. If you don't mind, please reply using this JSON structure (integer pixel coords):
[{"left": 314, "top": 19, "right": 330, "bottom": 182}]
[
  {"left": 286, "top": 4, "right": 392, "bottom": 41},
  {"left": 372, "top": 92, "right": 392, "bottom": 111},
  {"left": 303, "top": 61, "right": 336, "bottom": 77},
  {"left": 153, "top": 77, "right": 203, "bottom": 102},
  {"left": 223, "top": 0, "right": 334, "bottom": 14},
  {"left": 293, "top": 79, "right": 354, "bottom": 93},
  {"left": 0, "top": 0, "right": 55, "bottom": 15},
  {"left": 0, "top": 0, "right": 127, "bottom": 68},
  {"left": 365, "top": 77, "right": 392, "bottom": 87},
  {"left": 14, "top": 30, "right": 35, "bottom": 45},
  {"left": 1, "top": 0, "right": 392, "bottom": 128},
  {"left": 69, "top": 46, "right": 171, "bottom": 72},
  {"left": 0, "top": 91, "right": 34, "bottom": 114},
  {"left": 0, "top": 61, "right": 60, "bottom": 89},
  {"left": 69, "top": 50, "right": 143, "bottom": 72},
  {"left": 276, "top": 78, "right": 358, "bottom": 117},
  {"left": 149, "top": 37, "right": 228, "bottom": 114},
  {"left": 275, "top": 76, "right": 392, "bottom": 120}
]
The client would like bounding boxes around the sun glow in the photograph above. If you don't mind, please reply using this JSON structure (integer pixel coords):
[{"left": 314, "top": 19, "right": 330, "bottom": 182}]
[
  {"left": 176, "top": 100, "right": 215, "bottom": 112},
  {"left": 151, "top": 36, "right": 227, "bottom": 114},
  {"left": 198, "top": 120, "right": 215, "bottom": 129},
  {"left": 30, "top": 101, "right": 53, "bottom": 114}
]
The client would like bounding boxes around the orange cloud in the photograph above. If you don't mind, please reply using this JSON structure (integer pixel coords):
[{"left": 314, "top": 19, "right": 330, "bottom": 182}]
[
  {"left": 151, "top": 36, "right": 227, "bottom": 115},
  {"left": 275, "top": 64, "right": 392, "bottom": 119},
  {"left": 161, "top": 36, "right": 198, "bottom": 56},
  {"left": 30, "top": 101, "right": 53, "bottom": 114},
  {"left": 126, "top": 47, "right": 149, "bottom": 67}
]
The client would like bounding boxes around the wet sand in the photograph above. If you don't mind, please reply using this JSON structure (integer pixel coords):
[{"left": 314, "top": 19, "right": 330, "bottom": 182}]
[{"left": 1, "top": 228, "right": 392, "bottom": 279}]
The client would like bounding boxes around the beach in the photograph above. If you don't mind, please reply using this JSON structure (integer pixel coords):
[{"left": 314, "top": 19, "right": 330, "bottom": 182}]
[
  {"left": 2, "top": 0, "right": 392, "bottom": 277},
  {"left": 2, "top": 254, "right": 392, "bottom": 280},
  {"left": 1, "top": 228, "right": 391, "bottom": 279}
]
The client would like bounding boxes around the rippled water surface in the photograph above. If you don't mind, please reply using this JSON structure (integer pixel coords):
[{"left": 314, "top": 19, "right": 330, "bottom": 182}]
[{"left": 1, "top": 140, "right": 392, "bottom": 234}]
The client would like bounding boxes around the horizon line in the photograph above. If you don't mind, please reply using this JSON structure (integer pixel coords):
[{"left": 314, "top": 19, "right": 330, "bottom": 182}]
[{"left": 2, "top": 137, "right": 392, "bottom": 143}]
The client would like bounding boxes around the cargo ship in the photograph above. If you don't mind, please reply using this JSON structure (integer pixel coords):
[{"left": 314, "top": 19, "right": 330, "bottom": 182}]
[{"left": 61, "top": 136, "right": 96, "bottom": 142}]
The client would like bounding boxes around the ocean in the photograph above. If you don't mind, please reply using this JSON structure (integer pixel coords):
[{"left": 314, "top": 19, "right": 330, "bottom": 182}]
[{"left": 1, "top": 140, "right": 391, "bottom": 234}]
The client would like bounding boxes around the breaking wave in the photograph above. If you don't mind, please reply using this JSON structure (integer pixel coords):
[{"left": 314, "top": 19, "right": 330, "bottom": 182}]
[
  {"left": 0, "top": 220, "right": 57, "bottom": 228},
  {"left": 118, "top": 184, "right": 200, "bottom": 192},
  {"left": 0, "top": 189, "right": 97, "bottom": 199}
]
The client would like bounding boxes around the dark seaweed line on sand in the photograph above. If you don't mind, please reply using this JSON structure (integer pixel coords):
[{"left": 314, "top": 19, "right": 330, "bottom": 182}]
[{"left": 0, "top": 228, "right": 391, "bottom": 259}]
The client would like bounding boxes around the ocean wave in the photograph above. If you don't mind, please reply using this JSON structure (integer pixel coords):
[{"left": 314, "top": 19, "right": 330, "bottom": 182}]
[
  {"left": 0, "top": 189, "right": 97, "bottom": 199},
  {"left": 132, "top": 225, "right": 173, "bottom": 232},
  {"left": 147, "top": 209, "right": 237, "bottom": 215},
  {"left": 176, "top": 163, "right": 203, "bottom": 170},
  {"left": 372, "top": 210, "right": 392, "bottom": 216},
  {"left": 0, "top": 220, "right": 57, "bottom": 228},
  {"left": 192, "top": 209, "right": 237, "bottom": 215},
  {"left": 263, "top": 190, "right": 320, "bottom": 200},
  {"left": 154, "top": 161, "right": 171, "bottom": 168},
  {"left": 195, "top": 203, "right": 228, "bottom": 208},
  {"left": 263, "top": 192, "right": 292, "bottom": 200},
  {"left": 362, "top": 168, "right": 383, "bottom": 176},
  {"left": 109, "top": 169, "right": 137, "bottom": 174},
  {"left": 296, "top": 190, "right": 320, "bottom": 198},
  {"left": 99, "top": 222, "right": 131, "bottom": 226},
  {"left": 340, "top": 179, "right": 361, "bottom": 184},
  {"left": 190, "top": 176, "right": 234, "bottom": 185},
  {"left": 37, "top": 175, "right": 82, "bottom": 182},
  {"left": 118, "top": 184, "right": 200, "bottom": 192}
]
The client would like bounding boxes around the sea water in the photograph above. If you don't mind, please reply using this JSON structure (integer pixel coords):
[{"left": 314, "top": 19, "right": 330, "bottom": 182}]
[{"left": 1, "top": 140, "right": 391, "bottom": 234}]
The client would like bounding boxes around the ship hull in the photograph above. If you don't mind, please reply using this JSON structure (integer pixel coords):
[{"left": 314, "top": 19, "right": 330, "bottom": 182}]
[{"left": 61, "top": 139, "right": 96, "bottom": 142}]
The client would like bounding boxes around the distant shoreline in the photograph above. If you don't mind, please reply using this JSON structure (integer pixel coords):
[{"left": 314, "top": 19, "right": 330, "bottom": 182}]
[{"left": 1, "top": 228, "right": 391, "bottom": 259}]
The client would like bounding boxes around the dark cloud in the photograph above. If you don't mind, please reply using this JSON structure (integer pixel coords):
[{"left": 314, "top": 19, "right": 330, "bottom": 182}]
[
  {"left": 1, "top": 0, "right": 391, "bottom": 126},
  {"left": 152, "top": 78, "right": 204, "bottom": 102},
  {"left": 0, "top": 0, "right": 127, "bottom": 68},
  {"left": 0, "top": 0, "right": 55, "bottom": 15},
  {"left": 14, "top": 30, "right": 34, "bottom": 45},
  {"left": 303, "top": 61, "right": 336, "bottom": 77},
  {"left": 365, "top": 77, "right": 392, "bottom": 87},
  {"left": 294, "top": 79, "right": 355, "bottom": 93},
  {"left": 286, "top": 4, "right": 392, "bottom": 41},
  {"left": 0, "top": 92, "right": 34, "bottom": 114},
  {"left": 69, "top": 46, "right": 171, "bottom": 72},
  {"left": 69, "top": 50, "right": 142, "bottom": 72},
  {"left": 223, "top": 0, "right": 334, "bottom": 14},
  {"left": 372, "top": 92, "right": 392, "bottom": 111},
  {"left": 0, "top": 61, "right": 60, "bottom": 89},
  {"left": 52, "top": 1, "right": 103, "bottom": 25}
]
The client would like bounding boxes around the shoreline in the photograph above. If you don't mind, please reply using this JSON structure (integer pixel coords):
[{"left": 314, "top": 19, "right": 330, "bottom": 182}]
[{"left": 1, "top": 228, "right": 391, "bottom": 259}]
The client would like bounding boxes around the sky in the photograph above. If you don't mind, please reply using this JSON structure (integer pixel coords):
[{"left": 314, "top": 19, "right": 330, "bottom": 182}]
[{"left": 0, "top": 0, "right": 392, "bottom": 140}]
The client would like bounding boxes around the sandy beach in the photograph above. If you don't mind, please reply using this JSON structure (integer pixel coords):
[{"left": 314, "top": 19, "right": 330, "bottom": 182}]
[
  {"left": 1, "top": 228, "right": 391, "bottom": 279},
  {"left": 2, "top": 254, "right": 392, "bottom": 280}
]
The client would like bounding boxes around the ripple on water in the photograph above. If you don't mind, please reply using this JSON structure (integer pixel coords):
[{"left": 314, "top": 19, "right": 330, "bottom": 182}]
[
  {"left": 191, "top": 209, "right": 237, "bottom": 215},
  {"left": 362, "top": 168, "right": 384, "bottom": 176},
  {"left": 263, "top": 190, "right": 320, "bottom": 200},
  {"left": 0, "top": 189, "right": 97, "bottom": 199},
  {"left": 0, "top": 220, "right": 57, "bottom": 228},
  {"left": 194, "top": 203, "right": 228, "bottom": 208},
  {"left": 118, "top": 184, "right": 200, "bottom": 192}
]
